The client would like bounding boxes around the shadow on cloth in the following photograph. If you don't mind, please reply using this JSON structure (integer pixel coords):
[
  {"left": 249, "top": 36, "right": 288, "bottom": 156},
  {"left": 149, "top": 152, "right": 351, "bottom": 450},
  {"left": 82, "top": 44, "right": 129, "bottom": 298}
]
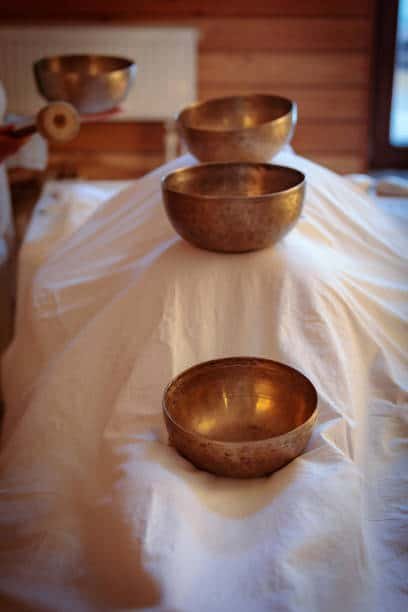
[
  {"left": 145, "top": 436, "right": 304, "bottom": 520},
  {"left": 74, "top": 439, "right": 162, "bottom": 611}
]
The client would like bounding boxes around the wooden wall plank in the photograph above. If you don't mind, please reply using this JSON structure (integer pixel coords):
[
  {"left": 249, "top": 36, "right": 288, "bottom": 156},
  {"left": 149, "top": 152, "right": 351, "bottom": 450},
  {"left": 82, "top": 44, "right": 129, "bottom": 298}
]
[
  {"left": 198, "top": 87, "right": 368, "bottom": 121},
  {"left": 49, "top": 118, "right": 367, "bottom": 157},
  {"left": 200, "top": 53, "right": 369, "bottom": 88},
  {"left": 1, "top": 2, "right": 375, "bottom": 175},
  {"left": 51, "top": 122, "right": 164, "bottom": 154},
  {"left": 46, "top": 151, "right": 366, "bottom": 179},
  {"left": 47, "top": 150, "right": 366, "bottom": 179},
  {"left": 0, "top": 0, "right": 372, "bottom": 22},
  {"left": 293, "top": 122, "right": 368, "bottom": 152},
  {"left": 197, "top": 18, "right": 371, "bottom": 52},
  {"left": 48, "top": 151, "right": 164, "bottom": 180},
  {"left": 306, "top": 154, "right": 366, "bottom": 174}
]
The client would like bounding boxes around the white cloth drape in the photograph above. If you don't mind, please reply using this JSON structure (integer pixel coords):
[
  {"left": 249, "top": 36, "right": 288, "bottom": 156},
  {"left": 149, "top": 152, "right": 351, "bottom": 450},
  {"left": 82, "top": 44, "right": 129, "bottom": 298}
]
[{"left": 0, "top": 151, "right": 407, "bottom": 612}]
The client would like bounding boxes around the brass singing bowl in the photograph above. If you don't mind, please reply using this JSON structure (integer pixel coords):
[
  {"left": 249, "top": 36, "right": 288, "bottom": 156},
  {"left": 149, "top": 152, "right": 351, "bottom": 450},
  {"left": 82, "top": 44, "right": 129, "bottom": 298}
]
[
  {"left": 162, "top": 162, "right": 305, "bottom": 253},
  {"left": 177, "top": 94, "right": 297, "bottom": 162},
  {"left": 163, "top": 358, "right": 318, "bottom": 478},
  {"left": 34, "top": 54, "right": 137, "bottom": 114}
]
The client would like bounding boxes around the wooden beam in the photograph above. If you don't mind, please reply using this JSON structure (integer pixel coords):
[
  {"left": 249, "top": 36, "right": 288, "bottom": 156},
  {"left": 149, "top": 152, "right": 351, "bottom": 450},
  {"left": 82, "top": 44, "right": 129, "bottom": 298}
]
[
  {"left": 197, "top": 87, "right": 369, "bottom": 121},
  {"left": 306, "top": 153, "right": 367, "bottom": 173},
  {"left": 48, "top": 151, "right": 164, "bottom": 180},
  {"left": 293, "top": 122, "right": 368, "bottom": 153},
  {"left": 197, "top": 18, "right": 371, "bottom": 52},
  {"left": 200, "top": 52, "right": 369, "bottom": 88},
  {"left": 50, "top": 122, "right": 164, "bottom": 154},
  {"left": 0, "top": 0, "right": 373, "bottom": 22}
]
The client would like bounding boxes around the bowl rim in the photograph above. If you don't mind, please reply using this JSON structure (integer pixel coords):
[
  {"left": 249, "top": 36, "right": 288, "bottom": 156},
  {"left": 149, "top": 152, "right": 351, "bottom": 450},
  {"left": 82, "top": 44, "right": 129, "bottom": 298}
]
[
  {"left": 161, "top": 162, "right": 305, "bottom": 201},
  {"left": 162, "top": 356, "right": 318, "bottom": 446},
  {"left": 177, "top": 93, "right": 296, "bottom": 134},
  {"left": 33, "top": 54, "right": 137, "bottom": 78}
]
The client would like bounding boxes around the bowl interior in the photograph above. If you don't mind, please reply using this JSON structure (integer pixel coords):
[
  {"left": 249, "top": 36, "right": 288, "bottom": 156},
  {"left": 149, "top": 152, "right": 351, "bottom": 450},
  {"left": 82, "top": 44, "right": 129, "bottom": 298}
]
[
  {"left": 35, "top": 54, "right": 134, "bottom": 78},
  {"left": 164, "top": 163, "right": 304, "bottom": 199},
  {"left": 179, "top": 95, "right": 293, "bottom": 132},
  {"left": 164, "top": 359, "right": 317, "bottom": 443}
]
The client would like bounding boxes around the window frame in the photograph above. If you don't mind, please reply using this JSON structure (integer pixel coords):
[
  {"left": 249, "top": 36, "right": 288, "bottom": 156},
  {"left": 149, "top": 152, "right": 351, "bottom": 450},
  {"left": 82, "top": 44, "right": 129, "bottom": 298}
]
[{"left": 370, "top": 0, "right": 408, "bottom": 168}]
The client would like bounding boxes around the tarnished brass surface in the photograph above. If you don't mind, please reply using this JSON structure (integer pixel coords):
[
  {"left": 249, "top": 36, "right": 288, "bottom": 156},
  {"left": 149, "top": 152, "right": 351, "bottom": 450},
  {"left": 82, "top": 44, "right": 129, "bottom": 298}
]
[
  {"left": 34, "top": 54, "right": 137, "bottom": 114},
  {"left": 162, "top": 162, "right": 305, "bottom": 252},
  {"left": 177, "top": 94, "right": 297, "bottom": 162},
  {"left": 163, "top": 357, "right": 318, "bottom": 478}
]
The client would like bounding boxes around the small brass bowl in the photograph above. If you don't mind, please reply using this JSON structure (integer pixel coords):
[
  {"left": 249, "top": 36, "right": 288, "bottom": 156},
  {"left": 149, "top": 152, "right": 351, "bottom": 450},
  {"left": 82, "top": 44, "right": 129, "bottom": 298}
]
[
  {"left": 34, "top": 54, "right": 137, "bottom": 114},
  {"left": 163, "top": 357, "right": 318, "bottom": 478},
  {"left": 162, "top": 162, "right": 305, "bottom": 252},
  {"left": 177, "top": 94, "right": 297, "bottom": 162}
]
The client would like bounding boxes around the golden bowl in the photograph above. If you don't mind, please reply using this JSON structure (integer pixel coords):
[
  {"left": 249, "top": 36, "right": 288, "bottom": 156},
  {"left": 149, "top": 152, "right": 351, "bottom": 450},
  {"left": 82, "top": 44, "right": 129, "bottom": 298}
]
[
  {"left": 162, "top": 162, "right": 305, "bottom": 253},
  {"left": 177, "top": 94, "right": 297, "bottom": 162},
  {"left": 163, "top": 357, "right": 318, "bottom": 478},
  {"left": 34, "top": 54, "right": 137, "bottom": 114}
]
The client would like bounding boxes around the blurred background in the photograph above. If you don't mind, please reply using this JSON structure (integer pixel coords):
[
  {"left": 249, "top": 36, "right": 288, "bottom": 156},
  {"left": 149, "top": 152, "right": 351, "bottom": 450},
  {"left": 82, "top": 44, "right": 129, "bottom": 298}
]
[
  {"left": 0, "top": 0, "right": 407, "bottom": 405},
  {"left": 1, "top": 0, "right": 406, "bottom": 183}
]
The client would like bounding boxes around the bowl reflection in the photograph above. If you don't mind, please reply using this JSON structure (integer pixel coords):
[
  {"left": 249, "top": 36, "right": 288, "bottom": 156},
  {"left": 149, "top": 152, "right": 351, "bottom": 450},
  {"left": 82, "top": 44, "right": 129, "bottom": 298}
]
[
  {"left": 177, "top": 94, "right": 297, "bottom": 162},
  {"left": 162, "top": 162, "right": 305, "bottom": 253},
  {"left": 34, "top": 54, "right": 137, "bottom": 114},
  {"left": 163, "top": 357, "right": 318, "bottom": 478}
]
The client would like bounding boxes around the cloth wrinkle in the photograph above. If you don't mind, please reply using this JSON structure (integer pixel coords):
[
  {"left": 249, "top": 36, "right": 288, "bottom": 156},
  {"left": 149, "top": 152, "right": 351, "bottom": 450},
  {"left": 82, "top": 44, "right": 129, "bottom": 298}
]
[{"left": 0, "top": 151, "right": 406, "bottom": 612}]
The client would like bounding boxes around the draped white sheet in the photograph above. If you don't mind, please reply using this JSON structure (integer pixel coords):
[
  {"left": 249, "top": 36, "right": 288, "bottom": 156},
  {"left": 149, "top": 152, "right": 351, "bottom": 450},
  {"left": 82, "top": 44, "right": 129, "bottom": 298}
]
[{"left": 0, "top": 151, "right": 407, "bottom": 612}]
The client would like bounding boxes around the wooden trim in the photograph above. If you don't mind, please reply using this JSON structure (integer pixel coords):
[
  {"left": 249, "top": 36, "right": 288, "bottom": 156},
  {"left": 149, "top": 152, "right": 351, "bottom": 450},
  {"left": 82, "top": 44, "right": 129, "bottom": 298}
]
[
  {"left": 0, "top": 0, "right": 372, "bottom": 22},
  {"left": 293, "top": 122, "right": 368, "bottom": 153},
  {"left": 198, "top": 87, "right": 369, "bottom": 121},
  {"left": 47, "top": 150, "right": 367, "bottom": 178},
  {"left": 0, "top": 1, "right": 374, "bottom": 176},
  {"left": 49, "top": 117, "right": 368, "bottom": 155},
  {"left": 370, "top": 0, "right": 408, "bottom": 168},
  {"left": 306, "top": 153, "right": 367, "bottom": 173},
  {"left": 196, "top": 18, "right": 371, "bottom": 52},
  {"left": 48, "top": 151, "right": 164, "bottom": 180},
  {"left": 200, "top": 52, "right": 370, "bottom": 87},
  {"left": 50, "top": 122, "right": 164, "bottom": 154}
]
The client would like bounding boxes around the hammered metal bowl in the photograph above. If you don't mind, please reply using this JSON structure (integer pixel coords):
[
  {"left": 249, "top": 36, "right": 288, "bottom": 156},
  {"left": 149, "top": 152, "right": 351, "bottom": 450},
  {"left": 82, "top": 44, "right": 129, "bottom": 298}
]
[
  {"left": 34, "top": 54, "right": 137, "bottom": 114},
  {"left": 163, "top": 357, "right": 318, "bottom": 478},
  {"left": 162, "top": 162, "right": 305, "bottom": 253},
  {"left": 177, "top": 94, "right": 297, "bottom": 162}
]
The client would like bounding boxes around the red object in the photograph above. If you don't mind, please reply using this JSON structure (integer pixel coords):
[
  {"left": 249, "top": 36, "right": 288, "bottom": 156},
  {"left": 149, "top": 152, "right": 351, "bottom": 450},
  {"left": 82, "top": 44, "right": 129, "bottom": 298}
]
[
  {"left": 0, "top": 126, "right": 32, "bottom": 160},
  {"left": 80, "top": 106, "right": 122, "bottom": 122}
]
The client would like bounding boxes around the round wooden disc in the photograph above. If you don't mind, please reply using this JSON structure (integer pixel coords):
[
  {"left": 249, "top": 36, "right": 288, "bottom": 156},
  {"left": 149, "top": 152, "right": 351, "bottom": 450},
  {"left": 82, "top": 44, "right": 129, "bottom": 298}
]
[{"left": 36, "top": 102, "right": 80, "bottom": 143}]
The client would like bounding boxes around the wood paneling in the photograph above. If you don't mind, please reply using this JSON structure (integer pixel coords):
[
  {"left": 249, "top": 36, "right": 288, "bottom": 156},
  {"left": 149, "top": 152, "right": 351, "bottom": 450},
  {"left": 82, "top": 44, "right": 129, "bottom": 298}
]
[
  {"left": 47, "top": 120, "right": 366, "bottom": 179},
  {"left": 51, "top": 122, "right": 164, "bottom": 154},
  {"left": 200, "top": 87, "right": 368, "bottom": 121},
  {"left": 197, "top": 18, "right": 372, "bottom": 52},
  {"left": 2, "top": 0, "right": 376, "bottom": 175},
  {"left": 292, "top": 122, "right": 368, "bottom": 153},
  {"left": 200, "top": 53, "right": 369, "bottom": 88},
  {"left": 49, "top": 122, "right": 165, "bottom": 179},
  {"left": 0, "top": 0, "right": 372, "bottom": 21},
  {"left": 48, "top": 151, "right": 164, "bottom": 180},
  {"left": 51, "top": 120, "right": 367, "bottom": 156},
  {"left": 307, "top": 154, "right": 367, "bottom": 174}
]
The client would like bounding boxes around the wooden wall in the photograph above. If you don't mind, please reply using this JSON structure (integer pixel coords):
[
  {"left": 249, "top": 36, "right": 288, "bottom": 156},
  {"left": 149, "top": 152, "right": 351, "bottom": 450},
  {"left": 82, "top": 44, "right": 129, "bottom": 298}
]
[{"left": 1, "top": 1, "right": 376, "bottom": 178}]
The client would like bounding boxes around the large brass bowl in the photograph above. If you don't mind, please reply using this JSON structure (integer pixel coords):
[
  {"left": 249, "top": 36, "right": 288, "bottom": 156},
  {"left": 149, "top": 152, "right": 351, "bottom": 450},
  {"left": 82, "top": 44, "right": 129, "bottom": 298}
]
[
  {"left": 177, "top": 94, "right": 297, "bottom": 162},
  {"left": 34, "top": 54, "right": 137, "bottom": 114},
  {"left": 162, "top": 162, "right": 305, "bottom": 252},
  {"left": 163, "top": 357, "right": 318, "bottom": 478}
]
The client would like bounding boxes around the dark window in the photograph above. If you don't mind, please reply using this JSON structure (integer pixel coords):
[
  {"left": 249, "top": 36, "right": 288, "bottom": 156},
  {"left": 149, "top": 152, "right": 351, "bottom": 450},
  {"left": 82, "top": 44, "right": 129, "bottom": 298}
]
[{"left": 371, "top": 0, "right": 408, "bottom": 168}]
